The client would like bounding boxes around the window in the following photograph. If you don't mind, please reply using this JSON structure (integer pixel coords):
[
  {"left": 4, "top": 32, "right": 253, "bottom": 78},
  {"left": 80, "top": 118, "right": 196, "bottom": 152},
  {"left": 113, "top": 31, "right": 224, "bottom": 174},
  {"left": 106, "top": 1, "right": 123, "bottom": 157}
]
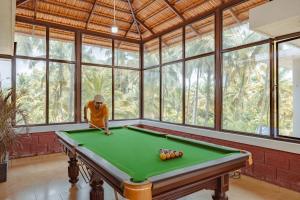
[
  {"left": 185, "top": 55, "right": 215, "bottom": 127},
  {"left": 82, "top": 34, "right": 112, "bottom": 65},
  {"left": 222, "top": 44, "right": 270, "bottom": 134},
  {"left": 81, "top": 66, "right": 112, "bottom": 120},
  {"left": 144, "top": 68, "right": 160, "bottom": 120},
  {"left": 50, "top": 28, "right": 75, "bottom": 61},
  {"left": 15, "top": 22, "right": 46, "bottom": 57},
  {"left": 162, "top": 63, "right": 183, "bottom": 123},
  {"left": 0, "top": 59, "right": 11, "bottom": 91},
  {"left": 114, "top": 69, "right": 140, "bottom": 119},
  {"left": 162, "top": 29, "right": 182, "bottom": 63},
  {"left": 16, "top": 59, "right": 46, "bottom": 124},
  {"left": 222, "top": 1, "right": 269, "bottom": 49},
  {"left": 49, "top": 62, "right": 75, "bottom": 123},
  {"left": 185, "top": 15, "right": 215, "bottom": 57},
  {"left": 278, "top": 38, "right": 300, "bottom": 138},
  {"left": 115, "top": 41, "right": 139, "bottom": 68},
  {"left": 144, "top": 38, "right": 159, "bottom": 68}
]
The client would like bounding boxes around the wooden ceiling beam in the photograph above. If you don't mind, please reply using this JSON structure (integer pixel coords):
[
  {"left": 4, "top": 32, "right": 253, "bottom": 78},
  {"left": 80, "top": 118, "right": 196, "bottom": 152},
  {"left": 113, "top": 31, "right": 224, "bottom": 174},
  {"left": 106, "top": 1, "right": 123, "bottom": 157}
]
[
  {"left": 127, "top": 0, "right": 142, "bottom": 40},
  {"left": 16, "top": 0, "right": 31, "bottom": 6},
  {"left": 143, "top": 0, "right": 244, "bottom": 42},
  {"left": 17, "top": 8, "right": 137, "bottom": 33},
  {"left": 96, "top": 1, "right": 131, "bottom": 15},
  {"left": 37, "top": 0, "right": 130, "bottom": 24},
  {"left": 16, "top": 16, "right": 141, "bottom": 44},
  {"left": 34, "top": 0, "right": 38, "bottom": 20},
  {"left": 220, "top": 0, "right": 240, "bottom": 23},
  {"left": 163, "top": 0, "right": 201, "bottom": 36},
  {"left": 123, "top": 22, "right": 134, "bottom": 38},
  {"left": 135, "top": 0, "right": 155, "bottom": 13},
  {"left": 86, "top": 0, "right": 98, "bottom": 29},
  {"left": 163, "top": 0, "right": 185, "bottom": 21}
]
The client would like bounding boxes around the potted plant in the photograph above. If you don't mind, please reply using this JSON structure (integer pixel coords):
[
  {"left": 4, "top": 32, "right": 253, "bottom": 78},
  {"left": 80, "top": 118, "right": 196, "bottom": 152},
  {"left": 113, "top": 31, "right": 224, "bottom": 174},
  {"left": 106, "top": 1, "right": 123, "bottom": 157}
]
[{"left": 0, "top": 89, "right": 28, "bottom": 182}]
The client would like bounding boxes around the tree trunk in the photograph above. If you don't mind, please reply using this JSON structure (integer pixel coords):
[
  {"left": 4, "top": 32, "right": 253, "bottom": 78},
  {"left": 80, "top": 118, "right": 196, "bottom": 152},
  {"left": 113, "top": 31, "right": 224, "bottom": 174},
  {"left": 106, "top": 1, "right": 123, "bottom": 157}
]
[{"left": 193, "top": 65, "right": 201, "bottom": 124}]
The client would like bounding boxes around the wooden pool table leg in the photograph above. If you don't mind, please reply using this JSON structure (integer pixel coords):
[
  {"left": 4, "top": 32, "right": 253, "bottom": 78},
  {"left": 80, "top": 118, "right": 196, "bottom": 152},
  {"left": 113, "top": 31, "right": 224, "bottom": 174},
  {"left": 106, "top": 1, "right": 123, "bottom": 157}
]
[
  {"left": 67, "top": 150, "right": 79, "bottom": 185},
  {"left": 212, "top": 175, "right": 229, "bottom": 200},
  {"left": 123, "top": 181, "right": 152, "bottom": 200},
  {"left": 90, "top": 172, "right": 104, "bottom": 200}
]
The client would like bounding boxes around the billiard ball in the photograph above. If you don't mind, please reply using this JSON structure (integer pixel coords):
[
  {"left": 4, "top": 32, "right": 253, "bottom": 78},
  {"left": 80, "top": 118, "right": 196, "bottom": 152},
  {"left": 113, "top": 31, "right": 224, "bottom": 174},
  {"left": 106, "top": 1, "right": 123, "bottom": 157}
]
[{"left": 160, "top": 153, "right": 167, "bottom": 160}]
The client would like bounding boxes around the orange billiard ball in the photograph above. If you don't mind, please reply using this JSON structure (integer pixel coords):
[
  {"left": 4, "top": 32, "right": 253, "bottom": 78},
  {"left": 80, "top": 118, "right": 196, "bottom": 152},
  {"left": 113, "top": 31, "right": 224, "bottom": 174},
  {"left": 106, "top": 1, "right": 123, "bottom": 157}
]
[
  {"left": 166, "top": 153, "right": 171, "bottom": 160},
  {"left": 170, "top": 152, "right": 175, "bottom": 159},
  {"left": 160, "top": 153, "right": 167, "bottom": 160}
]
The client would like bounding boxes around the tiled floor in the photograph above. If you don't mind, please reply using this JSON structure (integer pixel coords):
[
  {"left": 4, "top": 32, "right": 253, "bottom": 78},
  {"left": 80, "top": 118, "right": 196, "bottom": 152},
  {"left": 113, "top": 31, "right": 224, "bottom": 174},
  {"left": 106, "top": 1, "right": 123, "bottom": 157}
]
[{"left": 0, "top": 153, "right": 300, "bottom": 200}]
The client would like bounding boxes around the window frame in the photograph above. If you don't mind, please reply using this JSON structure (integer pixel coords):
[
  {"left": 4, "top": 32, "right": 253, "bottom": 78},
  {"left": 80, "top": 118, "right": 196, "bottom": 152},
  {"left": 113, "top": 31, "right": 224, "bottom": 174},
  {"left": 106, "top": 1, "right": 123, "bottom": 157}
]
[{"left": 275, "top": 36, "right": 300, "bottom": 141}]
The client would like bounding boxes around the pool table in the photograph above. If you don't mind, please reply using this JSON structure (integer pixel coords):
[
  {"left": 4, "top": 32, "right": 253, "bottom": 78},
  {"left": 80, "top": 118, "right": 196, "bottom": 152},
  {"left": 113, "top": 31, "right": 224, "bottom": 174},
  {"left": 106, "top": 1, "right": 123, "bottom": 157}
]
[{"left": 56, "top": 126, "right": 251, "bottom": 200}]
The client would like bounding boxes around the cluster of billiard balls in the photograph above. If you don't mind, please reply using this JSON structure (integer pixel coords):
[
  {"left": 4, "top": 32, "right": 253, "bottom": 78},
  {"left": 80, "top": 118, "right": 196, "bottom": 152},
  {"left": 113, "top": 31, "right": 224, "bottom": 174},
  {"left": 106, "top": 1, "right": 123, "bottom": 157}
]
[{"left": 159, "top": 148, "right": 183, "bottom": 161}]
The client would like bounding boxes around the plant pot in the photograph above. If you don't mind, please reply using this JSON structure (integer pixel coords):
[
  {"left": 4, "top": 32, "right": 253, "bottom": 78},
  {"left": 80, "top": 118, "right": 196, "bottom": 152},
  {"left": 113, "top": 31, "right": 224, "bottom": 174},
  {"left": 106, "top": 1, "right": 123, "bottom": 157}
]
[{"left": 0, "top": 161, "right": 7, "bottom": 183}]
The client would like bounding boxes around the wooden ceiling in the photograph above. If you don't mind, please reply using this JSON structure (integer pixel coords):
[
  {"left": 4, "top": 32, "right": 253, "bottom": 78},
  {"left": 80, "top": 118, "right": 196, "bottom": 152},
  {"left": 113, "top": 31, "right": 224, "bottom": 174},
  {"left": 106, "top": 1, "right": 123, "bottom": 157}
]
[{"left": 15, "top": 0, "right": 268, "bottom": 42}]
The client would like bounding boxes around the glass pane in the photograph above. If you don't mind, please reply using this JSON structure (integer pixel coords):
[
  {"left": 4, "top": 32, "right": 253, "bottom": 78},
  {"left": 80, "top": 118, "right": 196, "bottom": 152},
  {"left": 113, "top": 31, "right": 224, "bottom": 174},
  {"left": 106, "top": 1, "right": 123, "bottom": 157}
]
[
  {"left": 144, "top": 68, "right": 160, "bottom": 120},
  {"left": 162, "top": 28, "right": 182, "bottom": 63},
  {"left": 15, "top": 22, "right": 46, "bottom": 57},
  {"left": 115, "top": 41, "right": 139, "bottom": 68},
  {"left": 16, "top": 59, "right": 46, "bottom": 124},
  {"left": 185, "top": 15, "right": 215, "bottom": 57},
  {"left": 278, "top": 39, "right": 300, "bottom": 138},
  {"left": 144, "top": 38, "right": 159, "bottom": 68},
  {"left": 162, "top": 62, "right": 182, "bottom": 123},
  {"left": 82, "top": 34, "right": 112, "bottom": 65},
  {"left": 49, "top": 62, "right": 75, "bottom": 123},
  {"left": 50, "top": 28, "right": 75, "bottom": 61},
  {"left": 0, "top": 58, "right": 11, "bottom": 91},
  {"left": 114, "top": 69, "right": 139, "bottom": 119},
  {"left": 185, "top": 56, "right": 215, "bottom": 127},
  {"left": 222, "top": 0, "right": 269, "bottom": 49},
  {"left": 222, "top": 44, "right": 270, "bottom": 134},
  {"left": 81, "top": 66, "right": 112, "bottom": 120}
]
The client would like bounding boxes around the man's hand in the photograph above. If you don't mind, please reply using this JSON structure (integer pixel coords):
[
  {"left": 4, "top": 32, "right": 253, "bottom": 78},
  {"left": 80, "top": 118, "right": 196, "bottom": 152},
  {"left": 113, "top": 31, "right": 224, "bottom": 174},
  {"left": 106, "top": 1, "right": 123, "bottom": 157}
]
[{"left": 104, "top": 127, "right": 111, "bottom": 135}]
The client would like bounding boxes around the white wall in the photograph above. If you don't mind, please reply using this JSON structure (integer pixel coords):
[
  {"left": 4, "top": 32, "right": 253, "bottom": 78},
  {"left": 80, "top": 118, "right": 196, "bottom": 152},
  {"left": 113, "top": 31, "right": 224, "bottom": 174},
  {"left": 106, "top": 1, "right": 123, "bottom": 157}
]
[{"left": 0, "top": 0, "right": 15, "bottom": 55}]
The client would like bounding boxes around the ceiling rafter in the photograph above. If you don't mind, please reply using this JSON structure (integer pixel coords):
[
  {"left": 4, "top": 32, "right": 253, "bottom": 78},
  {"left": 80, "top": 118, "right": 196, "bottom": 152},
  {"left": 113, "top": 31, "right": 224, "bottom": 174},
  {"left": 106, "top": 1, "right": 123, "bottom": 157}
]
[
  {"left": 127, "top": 0, "right": 142, "bottom": 41},
  {"left": 97, "top": 1, "right": 131, "bottom": 15},
  {"left": 220, "top": 0, "right": 240, "bottom": 23},
  {"left": 37, "top": 0, "right": 130, "bottom": 24},
  {"left": 34, "top": 0, "right": 38, "bottom": 19},
  {"left": 148, "top": 0, "right": 209, "bottom": 32},
  {"left": 17, "top": 7, "right": 138, "bottom": 33},
  {"left": 163, "top": 0, "right": 201, "bottom": 36},
  {"left": 135, "top": 0, "right": 156, "bottom": 13},
  {"left": 16, "top": 0, "right": 31, "bottom": 6},
  {"left": 86, "top": 0, "right": 98, "bottom": 29},
  {"left": 123, "top": 22, "right": 134, "bottom": 38}
]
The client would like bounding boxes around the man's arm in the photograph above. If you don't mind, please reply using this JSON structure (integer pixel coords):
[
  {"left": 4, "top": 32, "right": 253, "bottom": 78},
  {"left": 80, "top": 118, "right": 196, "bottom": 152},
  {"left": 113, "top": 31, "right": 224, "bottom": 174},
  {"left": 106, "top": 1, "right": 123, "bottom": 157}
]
[
  {"left": 84, "top": 105, "right": 88, "bottom": 122},
  {"left": 104, "top": 106, "right": 109, "bottom": 132}
]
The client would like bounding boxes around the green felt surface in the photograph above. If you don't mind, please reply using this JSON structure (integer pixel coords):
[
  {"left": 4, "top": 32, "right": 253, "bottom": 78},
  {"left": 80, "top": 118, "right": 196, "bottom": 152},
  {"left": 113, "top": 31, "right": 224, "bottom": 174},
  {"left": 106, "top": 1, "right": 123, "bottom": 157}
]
[{"left": 63, "top": 127, "right": 240, "bottom": 182}]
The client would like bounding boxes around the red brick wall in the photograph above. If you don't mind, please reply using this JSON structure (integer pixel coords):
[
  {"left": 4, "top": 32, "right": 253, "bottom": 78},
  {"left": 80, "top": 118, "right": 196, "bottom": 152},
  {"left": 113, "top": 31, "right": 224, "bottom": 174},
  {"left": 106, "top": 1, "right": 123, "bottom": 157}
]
[
  {"left": 137, "top": 124, "right": 300, "bottom": 193},
  {"left": 10, "top": 132, "right": 62, "bottom": 158}
]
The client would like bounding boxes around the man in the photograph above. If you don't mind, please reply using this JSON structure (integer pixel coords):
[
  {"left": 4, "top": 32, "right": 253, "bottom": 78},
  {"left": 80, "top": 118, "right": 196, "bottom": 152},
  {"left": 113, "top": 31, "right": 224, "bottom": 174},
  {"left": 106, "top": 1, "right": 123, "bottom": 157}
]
[{"left": 84, "top": 95, "right": 110, "bottom": 134}]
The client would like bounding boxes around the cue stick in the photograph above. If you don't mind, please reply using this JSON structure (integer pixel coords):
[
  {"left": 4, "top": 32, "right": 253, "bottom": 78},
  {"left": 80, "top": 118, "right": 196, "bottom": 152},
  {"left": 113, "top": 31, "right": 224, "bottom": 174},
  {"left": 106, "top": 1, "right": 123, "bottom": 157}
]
[{"left": 88, "top": 122, "right": 111, "bottom": 135}]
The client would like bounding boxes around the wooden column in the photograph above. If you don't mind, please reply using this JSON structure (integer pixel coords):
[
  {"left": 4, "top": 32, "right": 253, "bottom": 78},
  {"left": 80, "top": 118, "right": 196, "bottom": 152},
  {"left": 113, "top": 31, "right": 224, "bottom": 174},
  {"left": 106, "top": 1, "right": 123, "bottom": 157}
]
[
  {"left": 75, "top": 31, "right": 82, "bottom": 122},
  {"left": 215, "top": 8, "right": 222, "bottom": 131}
]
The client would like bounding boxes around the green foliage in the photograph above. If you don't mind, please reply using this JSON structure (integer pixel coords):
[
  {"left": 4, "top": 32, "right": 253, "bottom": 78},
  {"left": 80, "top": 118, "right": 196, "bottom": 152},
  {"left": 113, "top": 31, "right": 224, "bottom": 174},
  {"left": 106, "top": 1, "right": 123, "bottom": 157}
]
[
  {"left": 114, "top": 69, "right": 139, "bottom": 119},
  {"left": 0, "top": 89, "right": 28, "bottom": 163}
]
